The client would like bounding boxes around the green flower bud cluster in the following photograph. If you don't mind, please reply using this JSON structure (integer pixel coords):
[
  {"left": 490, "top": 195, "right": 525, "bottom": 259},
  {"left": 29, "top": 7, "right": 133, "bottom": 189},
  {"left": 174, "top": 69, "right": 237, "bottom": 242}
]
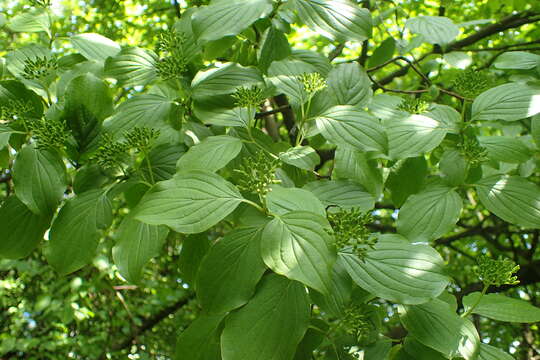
[
  {"left": 0, "top": 99, "right": 33, "bottom": 123},
  {"left": 452, "top": 69, "right": 490, "bottom": 99},
  {"left": 155, "top": 30, "right": 188, "bottom": 80},
  {"left": 30, "top": 118, "right": 68, "bottom": 151},
  {"left": 234, "top": 151, "right": 281, "bottom": 196},
  {"left": 342, "top": 304, "right": 377, "bottom": 345},
  {"left": 299, "top": 72, "right": 326, "bottom": 95},
  {"left": 92, "top": 127, "right": 159, "bottom": 169},
  {"left": 397, "top": 97, "right": 430, "bottom": 114},
  {"left": 328, "top": 208, "right": 375, "bottom": 259},
  {"left": 22, "top": 56, "right": 57, "bottom": 81},
  {"left": 458, "top": 136, "right": 487, "bottom": 166},
  {"left": 232, "top": 86, "right": 266, "bottom": 108},
  {"left": 124, "top": 126, "right": 160, "bottom": 153},
  {"left": 475, "top": 256, "right": 520, "bottom": 287}
]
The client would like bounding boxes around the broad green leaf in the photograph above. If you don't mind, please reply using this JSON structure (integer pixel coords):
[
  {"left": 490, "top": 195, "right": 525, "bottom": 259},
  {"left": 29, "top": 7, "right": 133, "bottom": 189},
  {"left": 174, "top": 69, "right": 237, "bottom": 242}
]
[
  {"left": 309, "top": 258, "right": 352, "bottom": 317},
  {"left": 303, "top": 179, "right": 375, "bottom": 211},
  {"left": 0, "top": 196, "right": 51, "bottom": 259},
  {"left": 261, "top": 211, "right": 336, "bottom": 294},
  {"left": 340, "top": 235, "right": 449, "bottom": 304},
  {"left": 134, "top": 171, "right": 245, "bottom": 233},
  {"left": 0, "top": 80, "right": 43, "bottom": 119},
  {"left": 194, "top": 105, "right": 252, "bottom": 128},
  {"left": 463, "top": 292, "right": 540, "bottom": 323},
  {"left": 475, "top": 175, "right": 540, "bottom": 228},
  {"left": 12, "top": 145, "right": 68, "bottom": 215},
  {"left": 397, "top": 185, "right": 462, "bottom": 242},
  {"left": 221, "top": 274, "right": 310, "bottom": 360},
  {"left": 386, "top": 157, "right": 428, "bottom": 207},
  {"left": 71, "top": 33, "right": 121, "bottom": 62},
  {"left": 8, "top": 9, "right": 51, "bottom": 37},
  {"left": 425, "top": 104, "right": 461, "bottom": 134},
  {"left": 279, "top": 145, "right": 320, "bottom": 171},
  {"left": 175, "top": 313, "right": 226, "bottom": 360},
  {"left": 192, "top": 0, "right": 273, "bottom": 43},
  {"left": 478, "top": 344, "right": 514, "bottom": 360},
  {"left": 333, "top": 146, "right": 383, "bottom": 197},
  {"left": 63, "top": 73, "right": 113, "bottom": 153},
  {"left": 104, "top": 47, "right": 158, "bottom": 86},
  {"left": 399, "top": 299, "right": 480, "bottom": 359},
  {"left": 405, "top": 16, "right": 459, "bottom": 44},
  {"left": 326, "top": 63, "right": 372, "bottom": 107},
  {"left": 315, "top": 105, "right": 387, "bottom": 153},
  {"left": 258, "top": 26, "right": 291, "bottom": 72},
  {"left": 439, "top": 149, "right": 468, "bottom": 186},
  {"left": 364, "top": 339, "right": 393, "bottom": 360},
  {"left": 472, "top": 83, "right": 540, "bottom": 121},
  {"left": 191, "top": 63, "right": 263, "bottom": 100},
  {"left": 179, "top": 234, "right": 212, "bottom": 286},
  {"left": 267, "top": 74, "right": 307, "bottom": 107},
  {"left": 368, "top": 37, "right": 396, "bottom": 68},
  {"left": 494, "top": 51, "right": 540, "bottom": 70},
  {"left": 0, "top": 125, "right": 15, "bottom": 150},
  {"left": 443, "top": 51, "right": 472, "bottom": 69},
  {"left": 400, "top": 338, "right": 447, "bottom": 360},
  {"left": 478, "top": 136, "right": 531, "bottom": 163},
  {"left": 292, "top": 0, "right": 372, "bottom": 42},
  {"left": 196, "top": 227, "right": 267, "bottom": 314},
  {"left": 112, "top": 217, "right": 169, "bottom": 284},
  {"left": 5, "top": 44, "right": 53, "bottom": 82},
  {"left": 46, "top": 189, "right": 113, "bottom": 275},
  {"left": 368, "top": 93, "right": 404, "bottom": 120},
  {"left": 294, "top": 319, "right": 328, "bottom": 360},
  {"left": 177, "top": 135, "right": 243, "bottom": 173},
  {"left": 72, "top": 164, "right": 110, "bottom": 194},
  {"left": 103, "top": 94, "right": 179, "bottom": 143},
  {"left": 291, "top": 49, "right": 332, "bottom": 76},
  {"left": 266, "top": 185, "right": 326, "bottom": 216},
  {"left": 142, "top": 144, "right": 186, "bottom": 182},
  {"left": 385, "top": 113, "right": 447, "bottom": 159},
  {"left": 533, "top": 114, "right": 540, "bottom": 146}
]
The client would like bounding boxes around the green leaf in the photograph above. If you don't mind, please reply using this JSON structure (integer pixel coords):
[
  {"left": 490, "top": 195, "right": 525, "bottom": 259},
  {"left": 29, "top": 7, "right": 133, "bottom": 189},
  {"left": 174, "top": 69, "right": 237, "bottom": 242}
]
[
  {"left": 478, "top": 344, "right": 514, "bottom": 360},
  {"left": 8, "top": 9, "right": 51, "bottom": 37},
  {"left": 191, "top": 63, "right": 263, "bottom": 100},
  {"left": 104, "top": 47, "right": 158, "bottom": 86},
  {"left": 326, "top": 63, "right": 372, "bottom": 107},
  {"left": 533, "top": 114, "right": 540, "bottom": 146},
  {"left": 279, "top": 145, "right": 320, "bottom": 171},
  {"left": 309, "top": 258, "right": 352, "bottom": 317},
  {"left": 463, "top": 292, "right": 540, "bottom": 323},
  {"left": 472, "top": 83, "right": 540, "bottom": 121},
  {"left": 142, "top": 144, "right": 186, "bottom": 182},
  {"left": 0, "top": 125, "right": 14, "bottom": 150},
  {"left": 386, "top": 157, "right": 428, "bottom": 207},
  {"left": 439, "top": 149, "right": 469, "bottom": 186},
  {"left": 292, "top": 0, "right": 372, "bottom": 42},
  {"left": 175, "top": 313, "right": 226, "bottom": 360},
  {"left": 112, "top": 217, "right": 169, "bottom": 284},
  {"left": 478, "top": 136, "right": 532, "bottom": 163},
  {"left": 63, "top": 73, "right": 113, "bottom": 153},
  {"left": 71, "top": 33, "right": 121, "bottom": 62},
  {"left": 399, "top": 299, "right": 480, "bottom": 359},
  {"left": 221, "top": 274, "right": 310, "bottom": 360},
  {"left": 340, "top": 235, "right": 449, "bottom": 304},
  {"left": 315, "top": 105, "right": 387, "bottom": 153},
  {"left": 179, "top": 234, "right": 212, "bottom": 286},
  {"left": 103, "top": 94, "right": 179, "bottom": 144},
  {"left": 291, "top": 49, "right": 333, "bottom": 76},
  {"left": 401, "top": 338, "right": 447, "bottom": 360},
  {"left": 385, "top": 113, "right": 448, "bottom": 159},
  {"left": 0, "top": 196, "right": 51, "bottom": 259},
  {"left": 266, "top": 185, "right": 326, "bottom": 216},
  {"left": 303, "top": 179, "right": 375, "bottom": 211},
  {"left": 405, "top": 16, "right": 459, "bottom": 44},
  {"left": 192, "top": 0, "right": 273, "bottom": 43},
  {"left": 494, "top": 51, "right": 540, "bottom": 70},
  {"left": 425, "top": 104, "right": 461, "bottom": 134},
  {"left": 368, "top": 37, "right": 396, "bottom": 68},
  {"left": 333, "top": 146, "right": 383, "bottom": 197},
  {"left": 46, "top": 189, "right": 113, "bottom": 275},
  {"left": 12, "top": 145, "right": 68, "bottom": 215},
  {"left": 0, "top": 80, "right": 43, "bottom": 119},
  {"left": 397, "top": 185, "right": 462, "bottom": 242},
  {"left": 258, "top": 26, "right": 291, "bottom": 72},
  {"left": 196, "top": 227, "right": 267, "bottom": 314},
  {"left": 194, "top": 105, "right": 252, "bottom": 128},
  {"left": 177, "top": 135, "right": 243, "bottom": 173},
  {"left": 261, "top": 211, "right": 336, "bottom": 294},
  {"left": 134, "top": 171, "right": 245, "bottom": 233},
  {"left": 5, "top": 44, "right": 54, "bottom": 83},
  {"left": 475, "top": 175, "right": 540, "bottom": 228}
]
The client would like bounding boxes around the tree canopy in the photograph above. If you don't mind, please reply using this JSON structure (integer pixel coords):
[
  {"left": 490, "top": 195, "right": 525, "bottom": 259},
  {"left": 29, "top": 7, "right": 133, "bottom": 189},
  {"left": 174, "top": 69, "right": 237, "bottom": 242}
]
[{"left": 1, "top": 0, "right": 540, "bottom": 359}]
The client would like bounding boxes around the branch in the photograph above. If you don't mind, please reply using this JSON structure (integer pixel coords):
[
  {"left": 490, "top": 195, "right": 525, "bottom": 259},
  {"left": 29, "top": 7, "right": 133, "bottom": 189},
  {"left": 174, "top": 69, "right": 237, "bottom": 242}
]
[
  {"left": 173, "top": 0, "right": 181, "bottom": 18},
  {"left": 255, "top": 105, "right": 291, "bottom": 119},
  {"left": 377, "top": 11, "right": 540, "bottom": 86},
  {"left": 463, "top": 40, "right": 540, "bottom": 51}
]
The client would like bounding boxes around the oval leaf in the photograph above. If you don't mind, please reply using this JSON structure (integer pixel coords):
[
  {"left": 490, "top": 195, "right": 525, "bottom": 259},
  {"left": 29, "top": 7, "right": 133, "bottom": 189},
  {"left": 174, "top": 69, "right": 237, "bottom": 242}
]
[
  {"left": 472, "top": 83, "right": 540, "bottom": 122},
  {"left": 463, "top": 292, "right": 540, "bottom": 323},
  {"left": 177, "top": 135, "right": 243, "bottom": 173}
]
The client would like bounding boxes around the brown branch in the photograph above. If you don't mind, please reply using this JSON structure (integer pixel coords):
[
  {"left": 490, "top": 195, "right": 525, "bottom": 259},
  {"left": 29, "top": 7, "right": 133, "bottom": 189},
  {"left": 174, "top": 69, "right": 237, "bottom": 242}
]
[
  {"left": 328, "top": 43, "right": 346, "bottom": 61},
  {"left": 255, "top": 105, "right": 291, "bottom": 119},
  {"left": 463, "top": 40, "right": 540, "bottom": 51},
  {"left": 173, "top": 0, "right": 181, "bottom": 18},
  {"left": 273, "top": 95, "right": 296, "bottom": 144}
]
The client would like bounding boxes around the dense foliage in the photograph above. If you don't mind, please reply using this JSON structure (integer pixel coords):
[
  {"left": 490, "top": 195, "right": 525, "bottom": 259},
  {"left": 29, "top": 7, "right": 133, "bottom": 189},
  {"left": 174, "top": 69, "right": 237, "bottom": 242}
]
[{"left": 1, "top": 0, "right": 540, "bottom": 359}]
